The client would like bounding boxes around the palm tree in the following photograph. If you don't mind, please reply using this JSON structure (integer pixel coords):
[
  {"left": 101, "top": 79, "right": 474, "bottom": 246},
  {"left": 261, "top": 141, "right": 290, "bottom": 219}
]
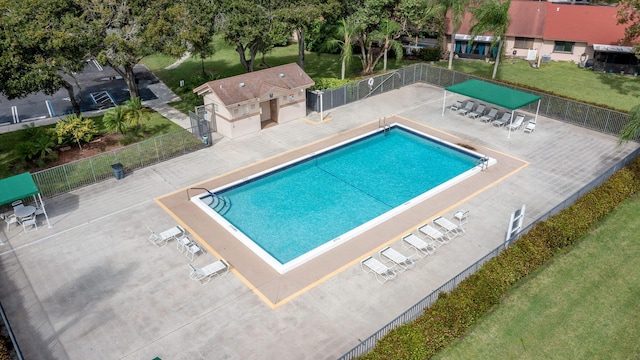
[
  {"left": 324, "top": 19, "right": 359, "bottom": 80},
  {"left": 618, "top": 104, "right": 640, "bottom": 144},
  {"left": 123, "top": 97, "right": 150, "bottom": 128},
  {"left": 370, "top": 19, "right": 404, "bottom": 72},
  {"left": 438, "top": 0, "right": 472, "bottom": 70},
  {"left": 103, "top": 105, "right": 129, "bottom": 135},
  {"left": 469, "top": 0, "right": 511, "bottom": 79}
]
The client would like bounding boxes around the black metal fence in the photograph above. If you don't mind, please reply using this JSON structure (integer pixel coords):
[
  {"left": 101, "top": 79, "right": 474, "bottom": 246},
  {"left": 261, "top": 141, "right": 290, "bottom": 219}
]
[
  {"left": 337, "top": 146, "right": 640, "bottom": 360},
  {"left": 307, "top": 63, "right": 634, "bottom": 139},
  {"left": 32, "top": 125, "right": 209, "bottom": 198}
]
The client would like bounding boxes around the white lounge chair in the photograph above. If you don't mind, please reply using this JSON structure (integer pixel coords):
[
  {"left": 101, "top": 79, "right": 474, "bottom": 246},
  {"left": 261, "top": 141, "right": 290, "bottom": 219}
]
[
  {"left": 468, "top": 104, "right": 485, "bottom": 119},
  {"left": 506, "top": 114, "right": 525, "bottom": 130},
  {"left": 148, "top": 225, "right": 186, "bottom": 247},
  {"left": 492, "top": 112, "right": 512, "bottom": 127},
  {"left": 433, "top": 216, "right": 464, "bottom": 237},
  {"left": 524, "top": 120, "right": 536, "bottom": 134},
  {"left": 450, "top": 101, "right": 462, "bottom": 111},
  {"left": 361, "top": 256, "right": 397, "bottom": 284},
  {"left": 417, "top": 223, "right": 450, "bottom": 246},
  {"left": 379, "top": 246, "right": 415, "bottom": 272},
  {"left": 457, "top": 101, "right": 475, "bottom": 116},
  {"left": 479, "top": 108, "right": 498, "bottom": 122},
  {"left": 402, "top": 233, "right": 436, "bottom": 257},
  {"left": 188, "top": 259, "right": 229, "bottom": 284}
]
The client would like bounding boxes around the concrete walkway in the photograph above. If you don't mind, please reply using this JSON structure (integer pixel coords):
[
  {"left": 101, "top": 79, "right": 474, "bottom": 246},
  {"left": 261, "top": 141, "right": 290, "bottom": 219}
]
[{"left": 0, "top": 83, "right": 637, "bottom": 360}]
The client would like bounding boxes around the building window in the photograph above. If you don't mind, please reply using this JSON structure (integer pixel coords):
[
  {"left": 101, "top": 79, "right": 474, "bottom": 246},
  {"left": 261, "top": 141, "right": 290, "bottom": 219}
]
[
  {"left": 514, "top": 37, "right": 534, "bottom": 49},
  {"left": 553, "top": 41, "right": 574, "bottom": 53},
  {"left": 213, "top": 104, "right": 219, "bottom": 113},
  {"left": 240, "top": 104, "right": 248, "bottom": 115}
]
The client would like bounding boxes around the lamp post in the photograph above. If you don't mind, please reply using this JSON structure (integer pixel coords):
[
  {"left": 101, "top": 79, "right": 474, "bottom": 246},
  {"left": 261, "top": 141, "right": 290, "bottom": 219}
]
[{"left": 313, "top": 90, "right": 324, "bottom": 121}]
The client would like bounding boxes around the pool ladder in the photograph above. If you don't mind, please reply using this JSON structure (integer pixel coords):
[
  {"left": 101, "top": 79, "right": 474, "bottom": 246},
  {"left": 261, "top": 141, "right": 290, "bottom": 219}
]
[
  {"left": 379, "top": 117, "right": 390, "bottom": 135},
  {"left": 477, "top": 157, "right": 489, "bottom": 171}
]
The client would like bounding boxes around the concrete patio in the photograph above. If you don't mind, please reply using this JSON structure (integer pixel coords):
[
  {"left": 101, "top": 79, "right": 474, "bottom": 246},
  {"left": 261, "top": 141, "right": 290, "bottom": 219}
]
[{"left": 0, "top": 82, "right": 637, "bottom": 360}]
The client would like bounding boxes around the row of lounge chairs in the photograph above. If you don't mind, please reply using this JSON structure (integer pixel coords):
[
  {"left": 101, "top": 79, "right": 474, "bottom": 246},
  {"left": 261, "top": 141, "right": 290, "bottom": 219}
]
[
  {"left": 148, "top": 224, "right": 229, "bottom": 284},
  {"left": 450, "top": 100, "right": 536, "bottom": 133},
  {"left": 361, "top": 210, "right": 469, "bottom": 284}
]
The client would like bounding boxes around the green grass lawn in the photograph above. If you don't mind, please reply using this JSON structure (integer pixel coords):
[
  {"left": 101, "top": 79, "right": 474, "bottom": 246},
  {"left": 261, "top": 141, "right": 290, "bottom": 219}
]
[
  {"left": 433, "top": 195, "right": 640, "bottom": 359},
  {"left": 142, "top": 36, "right": 417, "bottom": 114},
  {"left": 438, "top": 58, "right": 640, "bottom": 112}
]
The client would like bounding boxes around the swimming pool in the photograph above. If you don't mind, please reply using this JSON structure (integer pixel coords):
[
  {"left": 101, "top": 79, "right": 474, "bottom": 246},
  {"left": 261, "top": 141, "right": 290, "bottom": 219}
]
[{"left": 191, "top": 124, "right": 495, "bottom": 274}]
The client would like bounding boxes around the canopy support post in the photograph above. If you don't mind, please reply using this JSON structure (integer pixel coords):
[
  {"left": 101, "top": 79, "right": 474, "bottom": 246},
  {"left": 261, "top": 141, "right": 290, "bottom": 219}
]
[
  {"left": 534, "top": 99, "right": 541, "bottom": 122},
  {"left": 442, "top": 90, "right": 447, "bottom": 116},
  {"left": 508, "top": 111, "right": 515, "bottom": 139},
  {"left": 36, "top": 193, "right": 52, "bottom": 228}
]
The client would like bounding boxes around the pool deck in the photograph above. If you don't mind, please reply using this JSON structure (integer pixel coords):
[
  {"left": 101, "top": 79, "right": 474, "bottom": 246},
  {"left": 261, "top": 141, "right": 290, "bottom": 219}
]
[{"left": 0, "top": 82, "right": 638, "bottom": 359}]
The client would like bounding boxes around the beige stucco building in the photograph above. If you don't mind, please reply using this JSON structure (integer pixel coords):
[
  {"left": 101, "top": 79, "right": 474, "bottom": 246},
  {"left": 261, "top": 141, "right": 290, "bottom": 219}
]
[{"left": 194, "top": 63, "right": 315, "bottom": 139}]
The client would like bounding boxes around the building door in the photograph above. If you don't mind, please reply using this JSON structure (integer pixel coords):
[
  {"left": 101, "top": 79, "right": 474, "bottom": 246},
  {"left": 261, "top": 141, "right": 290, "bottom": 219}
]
[{"left": 270, "top": 98, "right": 278, "bottom": 123}]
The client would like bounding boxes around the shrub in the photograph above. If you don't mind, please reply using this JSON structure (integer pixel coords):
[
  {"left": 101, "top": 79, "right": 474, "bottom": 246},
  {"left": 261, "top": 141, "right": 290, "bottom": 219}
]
[
  {"left": 361, "top": 155, "right": 640, "bottom": 359},
  {"left": 310, "top": 77, "right": 351, "bottom": 90},
  {"left": 414, "top": 47, "right": 441, "bottom": 62}
]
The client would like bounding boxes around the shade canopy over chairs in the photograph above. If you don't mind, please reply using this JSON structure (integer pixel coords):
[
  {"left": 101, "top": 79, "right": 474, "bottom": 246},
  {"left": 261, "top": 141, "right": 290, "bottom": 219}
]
[
  {"left": 188, "top": 259, "right": 229, "bottom": 284},
  {"left": 360, "top": 256, "right": 397, "bottom": 284},
  {"left": 0, "top": 173, "right": 52, "bottom": 229}
]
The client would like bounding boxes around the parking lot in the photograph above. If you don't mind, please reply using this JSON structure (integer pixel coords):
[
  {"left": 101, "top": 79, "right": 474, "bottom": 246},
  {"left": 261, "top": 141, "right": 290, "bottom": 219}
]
[{"left": 0, "top": 61, "right": 159, "bottom": 125}]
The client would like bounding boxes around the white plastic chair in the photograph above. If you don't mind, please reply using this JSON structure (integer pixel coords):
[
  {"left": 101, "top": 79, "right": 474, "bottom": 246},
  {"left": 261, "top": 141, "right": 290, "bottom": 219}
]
[
  {"left": 524, "top": 121, "right": 536, "bottom": 134},
  {"left": 21, "top": 215, "right": 38, "bottom": 233},
  {"left": 186, "top": 243, "right": 202, "bottom": 261},
  {"left": 2, "top": 214, "right": 19, "bottom": 231}
]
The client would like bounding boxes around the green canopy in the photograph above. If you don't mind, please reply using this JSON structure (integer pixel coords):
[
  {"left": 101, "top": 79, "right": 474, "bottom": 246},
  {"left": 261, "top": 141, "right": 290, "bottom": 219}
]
[
  {"left": 445, "top": 79, "right": 541, "bottom": 110},
  {"left": 0, "top": 172, "right": 40, "bottom": 206}
]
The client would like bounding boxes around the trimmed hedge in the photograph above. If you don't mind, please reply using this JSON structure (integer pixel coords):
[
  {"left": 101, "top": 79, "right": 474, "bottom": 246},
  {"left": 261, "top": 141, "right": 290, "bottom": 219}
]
[{"left": 361, "top": 156, "right": 640, "bottom": 359}]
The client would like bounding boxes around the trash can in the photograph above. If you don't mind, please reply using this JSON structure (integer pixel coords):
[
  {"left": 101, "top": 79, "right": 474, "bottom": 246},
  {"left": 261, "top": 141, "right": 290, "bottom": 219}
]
[{"left": 111, "top": 163, "right": 124, "bottom": 180}]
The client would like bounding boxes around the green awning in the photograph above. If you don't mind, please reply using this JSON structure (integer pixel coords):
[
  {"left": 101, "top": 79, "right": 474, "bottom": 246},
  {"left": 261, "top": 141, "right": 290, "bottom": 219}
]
[
  {"left": 0, "top": 172, "right": 40, "bottom": 206},
  {"left": 445, "top": 79, "right": 541, "bottom": 110}
]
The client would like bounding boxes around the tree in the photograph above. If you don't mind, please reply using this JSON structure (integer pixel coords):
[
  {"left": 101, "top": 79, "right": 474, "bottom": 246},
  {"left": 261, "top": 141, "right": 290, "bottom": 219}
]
[
  {"left": 469, "top": 0, "right": 511, "bottom": 79},
  {"left": 617, "top": 0, "right": 640, "bottom": 47},
  {"left": 183, "top": 0, "right": 220, "bottom": 75},
  {"left": 344, "top": 0, "right": 405, "bottom": 75},
  {"left": 83, "top": 0, "right": 191, "bottom": 98},
  {"left": 437, "top": 0, "right": 474, "bottom": 70},
  {"left": 215, "top": 0, "right": 282, "bottom": 72},
  {"left": 122, "top": 97, "right": 151, "bottom": 129},
  {"left": 103, "top": 105, "right": 129, "bottom": 135},
  {"left": 618, "top": 104, "right": 640, "bottom": 144},
  {"left": 324, "top": 19, "right": 360, "bottom": 80},
  {"left": 0, "top": 0, "right": 89, "bottom": 114}
]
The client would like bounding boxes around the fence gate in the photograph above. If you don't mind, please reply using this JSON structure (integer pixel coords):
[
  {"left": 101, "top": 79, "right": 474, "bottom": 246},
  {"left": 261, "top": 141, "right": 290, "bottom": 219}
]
[{"left": 189, "top": 108, "right": 213, "bottom": 146}]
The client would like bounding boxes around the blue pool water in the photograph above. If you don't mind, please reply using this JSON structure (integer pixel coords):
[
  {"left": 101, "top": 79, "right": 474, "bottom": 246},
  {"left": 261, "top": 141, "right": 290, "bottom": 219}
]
[{"left": 208, "top": 126, "right": 481, "bottom": 266}]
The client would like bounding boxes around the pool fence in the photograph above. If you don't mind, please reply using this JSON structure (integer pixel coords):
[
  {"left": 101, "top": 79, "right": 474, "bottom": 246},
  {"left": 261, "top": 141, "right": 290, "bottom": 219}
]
[
  {"left": 306, "top": 63, "right": 635, "bottom": 140},
  {"left": 337, "top": 146, "right": 640, "bottom": 360}
]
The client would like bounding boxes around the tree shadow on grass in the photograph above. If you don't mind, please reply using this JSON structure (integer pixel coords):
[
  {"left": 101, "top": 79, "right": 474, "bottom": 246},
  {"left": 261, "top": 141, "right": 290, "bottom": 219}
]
[{"left": 595, "top": 72, "right": 640, "bottom": 98}]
